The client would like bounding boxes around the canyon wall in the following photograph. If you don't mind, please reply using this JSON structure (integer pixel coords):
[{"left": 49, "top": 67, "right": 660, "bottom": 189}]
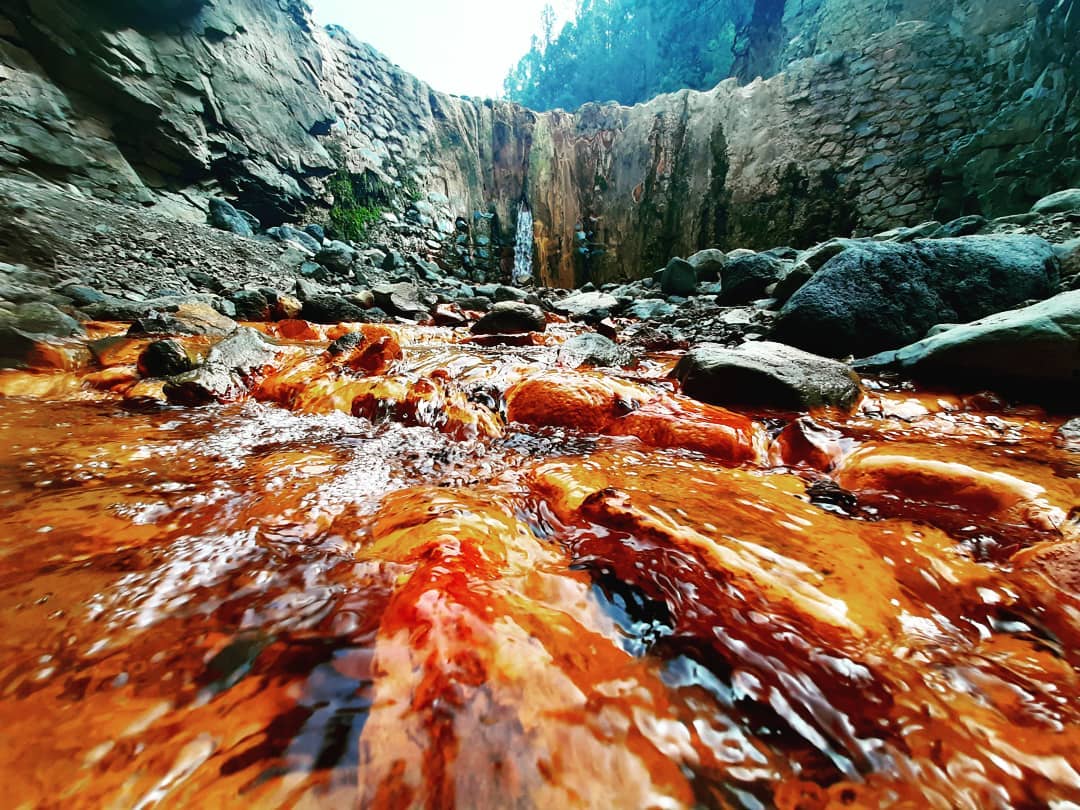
[{"left": 0, "top": 0, "right": 1075, "bottom": 288}]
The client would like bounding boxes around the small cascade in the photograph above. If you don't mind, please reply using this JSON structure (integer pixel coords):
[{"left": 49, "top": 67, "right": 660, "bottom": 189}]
[{"left": 512, "top": 201, "right": 534, "bottom": 285}]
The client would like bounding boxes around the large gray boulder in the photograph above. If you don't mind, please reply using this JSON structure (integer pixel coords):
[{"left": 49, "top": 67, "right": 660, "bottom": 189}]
[
  {"left": 771, "top": 235, "right": 1059, "bottom": 357},
  {"left": 0, "top": 301, "right": 85, "bottom": 367},
  {"left": 555, "top": 291, "right": 620, "bottom": 319},
  {"left": 719, "top": 253, "right": 786, "bottom": 305},
  {"left": 208, "top": 198, "right": 254, "bottom": 237},
  {"left": 660, "top": 258, "right": 697, "bottom": 297},
  {"left": 854, "top": 290, "right": 1080, "bottom": 401},
  {"left": 673, "top": 341, "right": 862, "bottom": 411},
  {"left": 687, "top": 249, "right": 727, "bottom": 283}
]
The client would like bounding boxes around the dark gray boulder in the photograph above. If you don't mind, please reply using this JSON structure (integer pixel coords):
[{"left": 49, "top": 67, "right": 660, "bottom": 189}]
[
  {"left": 266, "top": 225, "right": 320, "bottom": 254},
  {"left": 854, "top": 290, "right": 1080, "bottom": 402},
  {"left": 137, "top": 339, "right": 194, "bottom": 377},
  {"left": 771, "top": 235, "right": 1059, "bottom": 357},
  {"left": 208, "top": 198, "right": 254, "bottom": 237},
  {"left": 301, "top": 295, "right": 371, "bottom": 324},
  {"left": 660, "top": 258, "right": 697, "bottom": 297},
  {"left": 471, "top": 301, "right": 546, "bottom": 334},
  {"left": 303, "top": 224, "right": 326, "bottom": 242},
  {"left": 687, "top": 249, "right": 727, "bottom": 283},
  {"left": 774, "top": 239, "right": 858, "bottom": 303},
  {"left": 373, "top": 282, "right": 435, "bottom": 320},
  {"left": 557, "top": 333, "right": 634, "bottom": 368},
  {"left": 719, "top": 253, "right": 786, "bottom": 305},
  {"left": 674, "top": 341, "right": 862, "bottom": 411},
  {"left": 315, "top": 240, "right": 358, "bottom": 275}
]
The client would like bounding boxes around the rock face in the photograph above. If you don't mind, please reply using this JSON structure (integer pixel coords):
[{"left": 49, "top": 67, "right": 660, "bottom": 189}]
[
  {"left": 771, "top": 235, "right": 1060, "bottom": 357},
  {"left": 1, "top": 0, "right": 1075, "bottom": 290},
  {"left": 854, "top": 290, "right": 1080, "bottom": 401},
  {"left": 674, "top": 341, "right": 862, "bottom": 411}
]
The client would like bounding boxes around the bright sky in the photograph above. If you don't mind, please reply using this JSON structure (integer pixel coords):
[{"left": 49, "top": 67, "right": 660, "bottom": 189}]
[{"left": 309, "top": 0, "right": 576, "bottom": 99}]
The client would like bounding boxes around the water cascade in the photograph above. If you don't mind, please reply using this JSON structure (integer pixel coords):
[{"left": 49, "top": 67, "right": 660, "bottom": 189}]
[{"left": 512, "top": 200, "right": 534, "bottom": 285}]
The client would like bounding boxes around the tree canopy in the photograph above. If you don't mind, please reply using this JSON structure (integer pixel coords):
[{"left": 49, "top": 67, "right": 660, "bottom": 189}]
[{"left": 503, "top": 0, "right": 753, "bottom": 111}]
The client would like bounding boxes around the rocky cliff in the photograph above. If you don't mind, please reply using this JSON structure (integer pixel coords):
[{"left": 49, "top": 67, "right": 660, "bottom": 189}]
[{"left": 1, "top": 0, "right": 1075, "bottom": 288}]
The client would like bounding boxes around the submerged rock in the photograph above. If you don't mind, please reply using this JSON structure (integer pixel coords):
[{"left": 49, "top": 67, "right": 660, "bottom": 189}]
[
  {"left": 164, "top": 327, "right": 279, "bottom": 405},
  {"left": 557, "top": 333, "right": 634, "bottom": 368},
  {"left": 771, "top": 235, "right": 1059, "bottom": 357},
  {"left": 854, "top": 290, "right": 1080, "bottom": 401},
  {"left": 674, "top": 341, "right": 862, "bottom": 411}
]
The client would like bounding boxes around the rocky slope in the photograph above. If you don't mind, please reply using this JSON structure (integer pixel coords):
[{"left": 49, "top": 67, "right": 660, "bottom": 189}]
[{"left": 0, "top": 0, "right": 1077, "bottom": 291}]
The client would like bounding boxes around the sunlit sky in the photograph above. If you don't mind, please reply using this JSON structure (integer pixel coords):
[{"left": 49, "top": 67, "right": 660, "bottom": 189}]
[{"left": 309, "top": 0, "right": 576, "bottom": 99}]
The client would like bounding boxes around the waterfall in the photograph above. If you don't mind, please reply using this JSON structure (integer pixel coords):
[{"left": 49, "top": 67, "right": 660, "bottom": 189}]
[{"left": 511, "top": 201, "right": 534, "bottom": 286}]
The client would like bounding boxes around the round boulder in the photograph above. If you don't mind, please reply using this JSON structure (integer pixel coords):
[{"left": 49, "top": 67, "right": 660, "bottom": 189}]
[
  {"left": 660, "top": 257, "right": 697, "bottom": 297},
  {"left": 471, "top": 301, "right": 547, "bottom": 334}
]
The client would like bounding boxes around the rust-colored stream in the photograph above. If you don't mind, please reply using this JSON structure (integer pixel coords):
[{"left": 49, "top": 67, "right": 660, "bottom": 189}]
[{"left": 0, "top": 321, "right": 1078, "bottom": 809}]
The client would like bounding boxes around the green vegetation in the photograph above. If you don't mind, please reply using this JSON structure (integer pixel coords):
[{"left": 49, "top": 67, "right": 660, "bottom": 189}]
[
  {"left": 504, "top": 0, "right": 753, "bottom": 111},
  {"left": 326, "top": 168, "right": 388, "bottom": 242}
]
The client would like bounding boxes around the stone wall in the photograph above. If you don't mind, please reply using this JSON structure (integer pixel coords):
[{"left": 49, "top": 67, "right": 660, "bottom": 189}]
[{"left": 0, "top": 0, "right": 1075, "bottom": 289}]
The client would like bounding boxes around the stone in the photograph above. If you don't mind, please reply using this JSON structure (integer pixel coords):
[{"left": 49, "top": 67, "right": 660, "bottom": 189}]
[
  {"left": 719, "top": 253, "right": 786, "bottom": 305},
  {"left": 315, "top": 240, "right": 358, "bottom": 275},
  {"left": 674, "top": 341, "right": 862, "bottom": 411},
  {"left": 661, "top": 258, "right": 698, "bottom": 297},
  {"left": 1056, "top": 418, "right": 1080, "bottom": 452},
  {"left": 0, "top": 301, "right": 84, "bottom": 366},
  {"left": 1031, "top": 189, "right": 1080, "bottom": 215},
  {"left": 301, "top": 295, "right": 372, "bottom": 324},
  {"left": 230, "top": 289, "right": 273, "bottom": 321},
  {"left": 59, "top": 284, "right": 107, "bottom": 305},
  {"left": 626, "top": 299, "right": 676, "bottom": 320},
  {"left": 266, "top": 225, "right": 320, "bottom": 253},
  {"left": 931, "top": 215, "right": 987, "bottom": 239},
  {"left": 470, "top": 301, "right": 547, "bottom": 334},
  {"left": 555, "top": 291, "right": 620, "bottom": 319},
  {"left": 557, "top": 333, "right": 634, "bottom": 368},
  {"left": 372, "top": 282, "right": 435, "bottom": 320},
  {"left": 126, "top": 302, "right": 238, "bottom": 337},
  {"left": 137, "top": 339, "right": 195, "bottom": 377},
  {"left": 303, "top": 224, "right": 326, "bottom": 242},
  {"left": 854, "top": 291, "right": 1080, "bottom": 403},
  {"left": 164, "top": 327, "right": 279, "bottom": 405},
  {"left": 774, "top": 238, "right": 859, "bottom": 302},
  {"left": 208, "top": 198, "right": 254, "bottom": 237},
  {"left": 687, "top": 249, "right": 727, "bottom": 282},
  {"left": 771, "top": 235, "right": 1060, "bottom": 357}
]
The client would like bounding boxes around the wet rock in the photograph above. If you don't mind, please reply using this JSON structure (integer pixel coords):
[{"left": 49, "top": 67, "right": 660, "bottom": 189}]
[
  {"left": 771, "top": 235, "right": 1060, "bottom": 357},
  {"left": 471, "top": 301, "right": 546, "bottom": 334},
  {"left": 208, "top": 198, "right": 254, "bottom": 237},
  {"left": 674, "top": 341, "right": 862, "bottom": 411},
  {"left": 557, "top": 333, "right": 634, "bottom": 368},
  {"left": 931, "top": 215, "right": 987, "bottom": 239},
  {"left": 1031, "top": 189, "right": 1080, "bottom": 215},
  {"left": 137, "top": 339, "right": 194, "bottom": 377},
  {"left": 1056, "top": 418, "right": 1080, "bottom": 452},
  {"left": 687, "top": 249, "right": 727, "bottom": 282},
  {"left": 660, "top": 257, "right": 697, "bottom": 297},
  {"left": 854, "top": 290, "right": 1080, "bottom": 402},
  {"left": 719, "top": 253, "right": 786, "bottom": 305},
  {"left": 82, "top": 294, "right": 234, "bottom": 322},
  {"left": 300, "top": 295, "right": 372, "bottom": 324},
  {"left": 315, "top": 240, "right": 357, "bottom": 275},
  {"left": 164, "top": 327, "right": 279, "bottom": 405},
  {"left": 555, "top": 291, "right": 620, "bottom": 320},
  {"left": 373, "top": 282, "right": 435, "bottom": 320},
  {"left": 0, "top": 301, "right": 85, "bottom": 366},
  {"left": 127, "top": 302, "right": 238, "bottom": 337}
]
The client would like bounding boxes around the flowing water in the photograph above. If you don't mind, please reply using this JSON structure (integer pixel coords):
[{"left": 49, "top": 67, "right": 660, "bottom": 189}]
[
  {"left": 512, "top": 202, "right": 534, "bottom": 286},
  {"left": 0, "top": 321, "right": 1078, "bottom": 809}
]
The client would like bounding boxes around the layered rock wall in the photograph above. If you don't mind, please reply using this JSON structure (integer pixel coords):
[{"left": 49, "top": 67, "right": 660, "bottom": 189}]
[{"left": 0, "top": 0, "right": 1075, "bottom": 288}]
